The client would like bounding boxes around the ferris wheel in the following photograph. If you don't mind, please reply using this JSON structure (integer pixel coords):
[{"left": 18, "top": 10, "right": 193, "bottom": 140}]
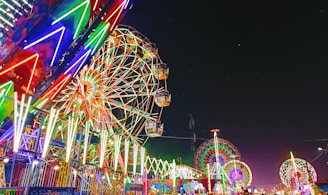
[
  {"left": 44, "top": 25, "right": 170, "bottom": 161},
  {"left": 223, "top": 160, "right": 253, "bottom": 187},
  {"left": 279, "top": 157, "right": 317, "bottom": 188},
  {"left": 195, "top": 138, "right": 241, "bottom": 175}
]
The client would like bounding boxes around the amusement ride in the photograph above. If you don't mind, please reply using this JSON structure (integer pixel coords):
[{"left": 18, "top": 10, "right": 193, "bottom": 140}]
[
  {"left": 279, "top": 152, "right": 317, "bottom": 195},
  {"left": 194, "top": 129, "right": 253, "bottom": 194},
  {"left": 0, "top": 0, "right": 173, "bottom": 194},
  {"left": 0, "top": 0, "right": 322, "bottom": 195}
]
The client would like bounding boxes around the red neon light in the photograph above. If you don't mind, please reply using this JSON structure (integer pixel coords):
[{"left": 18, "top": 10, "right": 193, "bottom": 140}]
[
  {"left": 41, "top": 74, "right": 72, "bottom": 100},
  {"left": 92, "top": 0, "right": 100, "bottom": 11},
  {"left": 0, "top": 53, "right": 39, "bottom": 76},
  {"left": 26, "top": 54, "right": 40, "bottom": 94},
  {"left": 104, "top": 0, "right": 126, "bottom": 30},
  {"left": 0, "top": 52, "right": 44, "bottom": 95}
]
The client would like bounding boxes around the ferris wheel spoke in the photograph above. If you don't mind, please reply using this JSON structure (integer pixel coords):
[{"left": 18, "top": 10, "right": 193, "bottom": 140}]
[
  {"left": 105, "top": 110, "right": 129, "bottom": 133},
  {"left": 106, "top": 99, "right": 156, "bottom": 120},
  {"left": 107, "top": 70, "right": 137, "bottom": 91},
  {"left": 108, "top": 92, "right": 151, "bottom": 99}
]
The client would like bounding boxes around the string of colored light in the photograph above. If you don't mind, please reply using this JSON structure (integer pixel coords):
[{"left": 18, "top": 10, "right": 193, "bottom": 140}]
[
  {"left": 99, "top": 129, "right": 108, "bottom": 168},
  {"left": 82, "top": 120, "right": 91, "bottom": 165},
  {"left": 124, "top": 139, "right": 129, "bottom": 174},
  {"left": 140, "top": 147, "right": 145, "bottom": 175},
  {"left": 113, "top": 134, "right": 121, "bottom": 171},
  {"left": 133, "top": 142, "right": 138, "bottom": 175},
  {"left": 42, "top": 107, "right": 60, "bottom": 158},
  {"left": 13, "top": 92, "right": 32, "bottom": 152},
  {"left": 171, "top": 159, "right": 176, "bottom": 192},
  {"left": 66, "top": 114, "right": 79, "bottom": 162},
  {"left": 207, "top": 163, "right": 211, "bottom": 194}
]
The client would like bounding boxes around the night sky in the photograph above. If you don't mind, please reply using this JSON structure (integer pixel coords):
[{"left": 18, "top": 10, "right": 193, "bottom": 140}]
[{"left": 123, "top": 0, "right": 328, "bottom": 190}]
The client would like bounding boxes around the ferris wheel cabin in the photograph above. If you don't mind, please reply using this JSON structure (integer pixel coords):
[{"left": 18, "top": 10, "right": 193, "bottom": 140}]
[
  {"left": 145, "top": 120, "right": 164, "bottom": 137},
  {"left": 152, "top": 63, "right": 169, "bottom": 80},
  {"left": 155, "top": 90, "right": 171, "bottom": 107}
]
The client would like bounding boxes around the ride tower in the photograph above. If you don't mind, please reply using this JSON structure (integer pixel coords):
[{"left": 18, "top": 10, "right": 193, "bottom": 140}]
[{"left": 210, "top": 128, "right": 227, "bottom": 194}]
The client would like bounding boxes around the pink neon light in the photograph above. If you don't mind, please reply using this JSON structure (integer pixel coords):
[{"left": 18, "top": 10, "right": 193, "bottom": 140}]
[
  {"left": 41, "top": 74, "right": 72, "bottom": 100},
  {"left": 50, "top": 75, "right": 72, "bottom": 100},
  {"left": 105, "top": 0, "right": 126, "bottom": 31}
]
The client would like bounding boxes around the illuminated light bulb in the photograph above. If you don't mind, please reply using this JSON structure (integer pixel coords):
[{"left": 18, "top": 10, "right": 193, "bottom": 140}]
[
  {"left": 54, "top": 165, "right": 59, "bottom": 170},
  {"left": 3, "top": 157, "right": 9, "bottom": 163},
  {"left": 90, "top": 174, "right": 94, "bottom": 178},
  {"left": 32, "top": 159, "right": 39, "bottom": 165}
]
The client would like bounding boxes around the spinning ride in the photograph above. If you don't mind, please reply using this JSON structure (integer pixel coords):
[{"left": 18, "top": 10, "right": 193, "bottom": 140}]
[
  {"left": 194, "top": 137, "right": 241, "bottom": 175},
  {"left": 279, "top": 155, "right": 317, "bottom": 189},
  {"left": 223, "top": 159, "right": 252, "bottom": 187}
]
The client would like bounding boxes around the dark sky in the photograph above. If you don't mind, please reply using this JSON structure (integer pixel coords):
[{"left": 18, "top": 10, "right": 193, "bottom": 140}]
[{"left": 123, "top": 0, "right": 328, "bottom": 190}]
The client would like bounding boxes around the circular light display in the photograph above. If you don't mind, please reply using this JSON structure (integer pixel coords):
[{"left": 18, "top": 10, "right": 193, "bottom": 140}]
[
  {"left": 195, "top": 138, "right": 241, "bottom": 175},
  {"left": 279, "top": 157, "right": 317, "bottom": 188},
  {"left": 223, "top": 160, "right": 253, "bottom": 187}
]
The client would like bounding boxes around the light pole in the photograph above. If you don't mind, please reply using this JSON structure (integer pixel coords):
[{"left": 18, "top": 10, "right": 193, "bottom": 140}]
[
  {"left": 318, "top": 143, "right": 328, "bottom": 152},
  {"left": 210, "top": 128, "right": 226, "bottom": 195},
  {"left": 318, "top": 147, "right": 328, "bottom": 152},
  {"left": 318, "top": 145, "right": 328, "bottom": 166}
]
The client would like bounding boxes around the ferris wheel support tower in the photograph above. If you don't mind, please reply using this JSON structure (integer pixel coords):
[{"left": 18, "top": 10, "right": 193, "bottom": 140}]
[{"left": 210, "top": 128, "right": 227, "bottom": 194}]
